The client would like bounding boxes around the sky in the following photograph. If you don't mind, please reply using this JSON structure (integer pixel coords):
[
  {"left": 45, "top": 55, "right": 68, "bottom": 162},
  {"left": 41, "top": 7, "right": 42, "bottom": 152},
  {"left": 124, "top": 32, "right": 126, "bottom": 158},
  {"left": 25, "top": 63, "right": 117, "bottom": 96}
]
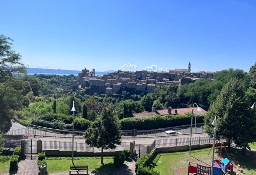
[{"left": 1, "top": 0, "right": 256, "bottom": 72}]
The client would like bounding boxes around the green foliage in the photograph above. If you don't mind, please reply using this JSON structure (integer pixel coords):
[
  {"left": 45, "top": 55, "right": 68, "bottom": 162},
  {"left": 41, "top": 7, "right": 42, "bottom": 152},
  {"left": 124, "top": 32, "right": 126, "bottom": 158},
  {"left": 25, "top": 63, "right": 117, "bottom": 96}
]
[
  {"left": 82, "top": 103, "right": 88, "bottom": 119},
  {"left": 121, "top": 114, "right": 204, "bottom": 130},
  {"left": 85, "top": 107, "right": 121, "bottom": 164},
  {"left": 249, "top": 63, "right": 256, "bottom": 88},
  {"left": 123, "top": 149, "right": 131, "bottom": 160},
  {"left": 136, "top": 154, "right": 159, "bottom": 175},
  {"left": 113, "top": 152, "right": 125, "bottom": 168},
  {"left": 52, "top": 100, "right": 57, "bottom": 113},
  {"left": 13, "top": 147, "right": 23, "bottom": 160},
  {"left": 141, "top": 93, "right": 155, "bottom": 112},
  {"left": 0, "top": 133, "right": 3, "bottom": 153},
  {"left": 38, "top": 152, "right": 46, "bottom": 161},
  {"left": 204, "top": 79, "right": 256, "bottom": 149},
  {"left": 38, "top": 159, "right": 47, "bottom": 167},
  {"left": 74, "top": 117, "right": 91, "bottom": 130},
  {"left": 9, "top": 155, "right": 19, "bottom": 171}
]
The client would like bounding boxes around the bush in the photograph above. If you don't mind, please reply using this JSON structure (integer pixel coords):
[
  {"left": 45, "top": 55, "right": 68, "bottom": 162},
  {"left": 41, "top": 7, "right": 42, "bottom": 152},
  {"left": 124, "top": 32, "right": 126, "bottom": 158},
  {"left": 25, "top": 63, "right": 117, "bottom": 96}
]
[
  {"left": 38, "top": 152, "right": 46, "bottom": 161},
  {"left": 13, "top": 147, "right": 23, "bottom": 160},
  {"left": 135, "top": 154, "right": 159, "bottom": 175},
  {"left": 38, "top": 159, "right": 47, "bottom": 167},
  {"left": 114, "top": 152, "right": 125, "bottom": 168},
  {"left": 123, "top": 149, "right": 131, "bottom": 160},
  {"left": 9, "top": 155, "right": 19, "bottom": 171},
  {"left": 121, "top": 114, "right": 204, "bottom": 130}
]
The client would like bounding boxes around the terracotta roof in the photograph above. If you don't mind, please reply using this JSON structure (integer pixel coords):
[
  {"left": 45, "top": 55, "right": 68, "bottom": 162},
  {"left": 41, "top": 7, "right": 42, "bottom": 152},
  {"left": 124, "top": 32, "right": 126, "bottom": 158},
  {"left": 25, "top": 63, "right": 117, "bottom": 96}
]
[
  {"left": 156, "top": 107, "right": 206, "bottom": 115},
  {"left": 133, "top": 111, "right": 157, "bottom": 117}
]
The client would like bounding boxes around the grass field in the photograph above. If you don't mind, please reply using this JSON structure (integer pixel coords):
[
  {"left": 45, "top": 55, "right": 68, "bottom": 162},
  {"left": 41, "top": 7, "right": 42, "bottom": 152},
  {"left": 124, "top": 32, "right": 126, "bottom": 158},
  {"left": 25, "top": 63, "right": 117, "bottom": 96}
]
[
  {"left": 249, "top": 142, "right": 256, "bottom": 150},
  {"left": 46, "top": 156, "right": 116, "bottom": 174},
  {"left": 153, "top": 147, "right": 256, "bottom": 175},
  {"left": 0, "top": 155, "right": 11, "bottom": 173}
]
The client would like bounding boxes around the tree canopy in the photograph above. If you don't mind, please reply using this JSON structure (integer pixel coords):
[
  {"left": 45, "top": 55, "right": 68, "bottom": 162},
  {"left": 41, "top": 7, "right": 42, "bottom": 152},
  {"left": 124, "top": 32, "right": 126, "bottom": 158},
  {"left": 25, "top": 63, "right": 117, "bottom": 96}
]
[
  {"left": 0, "top": 35, "right": 26, "bottom": 132},
  {"left": 84, "top": 106, "right": 121, "bottom": 164},
  {"left": 204, "top": 79, "right": 256, "bottom": 153}
]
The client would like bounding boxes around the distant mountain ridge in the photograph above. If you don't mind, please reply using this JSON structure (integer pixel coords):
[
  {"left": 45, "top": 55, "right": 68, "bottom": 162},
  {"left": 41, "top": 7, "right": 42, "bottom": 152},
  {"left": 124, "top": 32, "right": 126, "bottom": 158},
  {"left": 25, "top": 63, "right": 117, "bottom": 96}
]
[{"left": 27, "top": 68, "right": 114, "bottom": 76}]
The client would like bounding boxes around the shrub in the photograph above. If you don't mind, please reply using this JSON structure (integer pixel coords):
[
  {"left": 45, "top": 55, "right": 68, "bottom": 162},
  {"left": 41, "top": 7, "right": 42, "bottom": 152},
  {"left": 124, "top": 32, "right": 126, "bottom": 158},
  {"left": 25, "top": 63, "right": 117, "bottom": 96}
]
[
  {"left": 38, "top": 159, "right": 47, "bottom": 167},
  {"left": 121, "top": 114, "right": 204, "bottom": 130},
  {"left": 135, "top": 154, "right": 159, "bottom": 175},
  {"left": 9, "top": 155, "right": 19, "bottom": 171},
  {"left": 123, "top": 149, "right": 131, "bottom": 160},
  {"left": 13, "top": 147, "right": 23, "bottom": 160},
  {"left": 114, "top": 152, "right": 125, "bottom": 168},
  {"left": 38, "top": 152, "right": 46, "bottom": 161}
]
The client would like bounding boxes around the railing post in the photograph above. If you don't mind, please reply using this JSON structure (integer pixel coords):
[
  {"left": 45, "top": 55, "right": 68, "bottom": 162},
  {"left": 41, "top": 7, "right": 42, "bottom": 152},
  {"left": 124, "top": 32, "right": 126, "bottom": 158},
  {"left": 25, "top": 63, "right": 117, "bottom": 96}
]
[
  {"left": 176, "top": 138, "right": 178, "bottom": 147},
  {"left": 199, "top": 137, "right": 200, "bottom": 145}
]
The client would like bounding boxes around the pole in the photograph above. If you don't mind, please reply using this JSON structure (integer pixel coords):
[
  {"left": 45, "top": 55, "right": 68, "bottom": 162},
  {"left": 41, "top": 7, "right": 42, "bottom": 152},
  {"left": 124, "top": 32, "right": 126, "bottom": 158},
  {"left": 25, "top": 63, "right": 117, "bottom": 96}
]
[
  {"left": 71, "top": 101, "right": 76, "bottom": 166},
  {"left": 72, "top": 110, "right": 75, "bottom": 165},
  {"left": 189, "top": 104, "right": 194, "bottom": 154},
  {"left": 211, "top": 116, "right": 217, "bottom": 175}
]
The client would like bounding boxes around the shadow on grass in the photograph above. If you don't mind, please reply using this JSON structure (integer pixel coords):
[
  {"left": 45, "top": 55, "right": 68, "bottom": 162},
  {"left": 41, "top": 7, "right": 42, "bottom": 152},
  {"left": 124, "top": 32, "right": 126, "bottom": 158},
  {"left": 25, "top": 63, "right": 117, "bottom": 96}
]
[
  {"left": 219, "top": 147, "right": 256, "bottom": 172},
  {"left": 91, "top": 163, "right": 133, "bottom": 175}
]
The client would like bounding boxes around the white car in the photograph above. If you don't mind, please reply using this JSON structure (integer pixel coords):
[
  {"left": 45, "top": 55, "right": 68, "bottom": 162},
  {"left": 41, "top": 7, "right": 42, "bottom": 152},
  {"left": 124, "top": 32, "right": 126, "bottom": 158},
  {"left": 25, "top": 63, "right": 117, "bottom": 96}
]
[{"left": 164, "top": 130, "right": 182, "bottom": 135}]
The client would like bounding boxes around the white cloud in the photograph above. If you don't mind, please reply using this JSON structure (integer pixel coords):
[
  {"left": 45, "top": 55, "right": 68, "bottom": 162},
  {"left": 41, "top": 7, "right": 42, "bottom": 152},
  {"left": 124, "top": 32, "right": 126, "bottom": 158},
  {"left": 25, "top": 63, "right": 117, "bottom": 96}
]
[
  {"left": 145, "top": 65, "right": 164, "bottom": 71},
  {"left": 121, "top": 63, "right": 138, "bottom": 70}
]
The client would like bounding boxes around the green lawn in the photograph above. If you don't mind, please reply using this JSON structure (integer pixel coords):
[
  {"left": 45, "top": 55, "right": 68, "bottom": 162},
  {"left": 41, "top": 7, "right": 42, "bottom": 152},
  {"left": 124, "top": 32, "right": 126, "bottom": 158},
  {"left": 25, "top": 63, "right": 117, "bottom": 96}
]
[
  {"left": 153, "top": 148, "right": 256, "bottom": 175},
  {"left": 46, "top": 156, "right": 116, "bottom": 174},
  {"left": 0, "top": 155, "right": 11, "bottom": 173},
  {"left": 249, "top": 142, "right": 256, "bottom": 150}
]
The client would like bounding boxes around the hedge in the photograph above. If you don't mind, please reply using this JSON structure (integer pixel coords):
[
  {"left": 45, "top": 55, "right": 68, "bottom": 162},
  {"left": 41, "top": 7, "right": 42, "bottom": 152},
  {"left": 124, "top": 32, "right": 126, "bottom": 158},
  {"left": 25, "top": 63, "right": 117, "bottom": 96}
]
[
  {"left": 135, "top": 154, "right": 159, "bottom": 175},
  {"left": 121, "top": 114, "right": 204, "bottom": 130}
]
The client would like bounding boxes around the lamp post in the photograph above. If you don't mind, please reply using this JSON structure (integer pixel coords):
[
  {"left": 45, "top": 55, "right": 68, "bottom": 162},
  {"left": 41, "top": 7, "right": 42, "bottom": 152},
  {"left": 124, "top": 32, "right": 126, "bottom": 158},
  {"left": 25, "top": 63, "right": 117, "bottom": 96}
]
[
  {"left": 189, "top": 103, "right": 201, "bottom": 154},
  {"left": 71, "top": 101, "right": 76, "bottom": 165},
  {"left": 211, "top": 116, "right": 217, "bottom": 175},
  {"left": 251, "top": 102, "right": 256, "bottom": 110}
]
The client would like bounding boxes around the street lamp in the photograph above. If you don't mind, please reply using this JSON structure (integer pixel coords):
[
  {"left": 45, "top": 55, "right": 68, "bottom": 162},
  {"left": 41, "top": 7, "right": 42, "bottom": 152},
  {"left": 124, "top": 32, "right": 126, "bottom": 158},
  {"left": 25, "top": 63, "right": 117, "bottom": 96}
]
[
  {"left": 211, "top": 116, "right": 217, "bottom": 175},
  {"left": 251, "top": 102, "right": 256, "bottom": 110},
  {"left": 189, "top": 103, "right": 201, "bottom": 154},
  {"left": 71, "top": 101, "right": 76, "bottom": 165}
]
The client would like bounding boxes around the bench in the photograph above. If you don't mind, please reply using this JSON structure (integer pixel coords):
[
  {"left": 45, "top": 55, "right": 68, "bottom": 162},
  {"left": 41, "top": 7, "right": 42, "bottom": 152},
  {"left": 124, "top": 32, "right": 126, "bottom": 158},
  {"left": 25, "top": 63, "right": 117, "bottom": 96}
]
[{"left": 69, "top": 165, "right": 88, "bottom": 175}]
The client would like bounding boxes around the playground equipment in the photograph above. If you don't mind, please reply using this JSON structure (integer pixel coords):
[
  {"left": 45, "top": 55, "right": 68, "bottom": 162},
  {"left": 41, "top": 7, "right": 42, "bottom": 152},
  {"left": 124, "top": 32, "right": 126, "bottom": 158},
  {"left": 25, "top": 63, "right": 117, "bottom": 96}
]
[
  {"left": 214, "top": 158, "right": 233, "bottom": 174},
  {"left": 188, "top": 162, "right": 212, "bottom": 175},
  {"left": 188, "top": 158, "right": 233, "bottom": 175}
]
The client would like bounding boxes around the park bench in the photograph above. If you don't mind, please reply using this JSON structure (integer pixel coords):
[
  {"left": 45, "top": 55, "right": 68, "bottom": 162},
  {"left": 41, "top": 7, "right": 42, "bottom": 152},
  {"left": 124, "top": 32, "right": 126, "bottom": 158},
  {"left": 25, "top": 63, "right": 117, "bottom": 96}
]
[{"left": 69, "top": 165, "right": 88, "bottom": 175}]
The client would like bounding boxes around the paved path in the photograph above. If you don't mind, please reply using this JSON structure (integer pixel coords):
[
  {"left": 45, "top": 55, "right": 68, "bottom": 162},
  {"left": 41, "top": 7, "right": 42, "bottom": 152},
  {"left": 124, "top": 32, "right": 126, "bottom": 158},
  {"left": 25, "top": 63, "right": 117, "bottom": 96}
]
[
  {"left": 50, "top": 160, "right": 135, "bottom": 175},
  {"left": 16, "top": 159, "right": 39, "bottom": 175}
]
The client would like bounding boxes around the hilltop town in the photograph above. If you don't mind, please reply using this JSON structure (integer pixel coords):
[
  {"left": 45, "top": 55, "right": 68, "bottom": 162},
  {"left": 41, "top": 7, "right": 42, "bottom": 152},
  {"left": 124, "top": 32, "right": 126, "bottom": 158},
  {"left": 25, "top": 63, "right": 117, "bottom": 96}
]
[{"left": 76, "top": 62, "right": 214, "bottom": 95}]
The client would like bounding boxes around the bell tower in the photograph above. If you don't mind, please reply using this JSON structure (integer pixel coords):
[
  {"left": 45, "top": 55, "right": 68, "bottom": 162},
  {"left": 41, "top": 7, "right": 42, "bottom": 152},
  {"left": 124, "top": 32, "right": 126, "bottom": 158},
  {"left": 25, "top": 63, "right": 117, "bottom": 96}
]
[{"left": 188, "top": 62, "right": 191, "bottom": 72}]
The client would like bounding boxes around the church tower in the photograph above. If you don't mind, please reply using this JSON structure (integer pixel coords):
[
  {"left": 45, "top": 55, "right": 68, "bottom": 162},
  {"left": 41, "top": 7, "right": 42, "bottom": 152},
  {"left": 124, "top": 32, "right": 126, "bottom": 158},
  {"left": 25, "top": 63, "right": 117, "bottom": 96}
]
[{"left": 188, "top": 62, "right": 191, "bottom": 72}]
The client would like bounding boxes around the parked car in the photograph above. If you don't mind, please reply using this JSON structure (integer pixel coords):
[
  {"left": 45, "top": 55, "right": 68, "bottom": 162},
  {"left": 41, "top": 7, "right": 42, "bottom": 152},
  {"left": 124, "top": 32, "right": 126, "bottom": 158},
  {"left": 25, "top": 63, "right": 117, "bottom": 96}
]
[{"left": 164, "top": 130, "right": 182, "bottom": 135}]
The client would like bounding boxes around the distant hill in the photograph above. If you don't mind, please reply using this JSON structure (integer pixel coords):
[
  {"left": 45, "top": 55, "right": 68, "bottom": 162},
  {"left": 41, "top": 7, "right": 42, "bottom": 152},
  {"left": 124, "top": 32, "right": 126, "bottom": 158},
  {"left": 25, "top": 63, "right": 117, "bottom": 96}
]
[{"left": 26, "top": 68, "right": 114, "bottom": 76}]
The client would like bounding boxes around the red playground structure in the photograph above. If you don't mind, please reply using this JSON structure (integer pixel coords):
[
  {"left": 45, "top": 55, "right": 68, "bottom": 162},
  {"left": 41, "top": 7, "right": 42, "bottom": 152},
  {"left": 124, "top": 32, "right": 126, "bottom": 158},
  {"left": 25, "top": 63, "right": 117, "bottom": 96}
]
[
  {"left": 188, "top": 158, "right": 234, "bottom": 175},
  {"left": 188, "top": 162, "right": 211, "bottom": 175}
]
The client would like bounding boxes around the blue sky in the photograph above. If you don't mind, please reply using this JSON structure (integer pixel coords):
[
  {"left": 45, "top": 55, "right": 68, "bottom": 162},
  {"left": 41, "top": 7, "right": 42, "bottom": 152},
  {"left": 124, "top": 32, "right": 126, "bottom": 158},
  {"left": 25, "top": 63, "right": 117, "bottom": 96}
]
[{"left": 1, "top": 0, "right": 256, "bottom": 72}]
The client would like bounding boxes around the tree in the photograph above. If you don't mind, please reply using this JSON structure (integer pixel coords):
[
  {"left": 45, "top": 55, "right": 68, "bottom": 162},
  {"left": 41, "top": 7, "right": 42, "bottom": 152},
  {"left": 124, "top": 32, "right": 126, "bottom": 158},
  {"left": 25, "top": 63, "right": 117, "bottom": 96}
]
[
  {"left": 141, "top": 93, "right": 154, "bottom": 112},
  {"left": 249, "top": 63, "right": 256, "bottom": 88},
  {"left": 85, "top": 107, "right": 121, "bottom": 165},
  {"left": 82, "top": 103, "right": 88, "bottom": 119},
  {"left": 52, "top": 100, "right": 57, "bottom": 113},
  {"left": 0, "top": 35, "right": 26, "bottom": 132},
  {"left": 0, "top": 35, "right": 25, "bottom": 79},
  {"left": 204, "top": 79, "right": 256, "bottom": 154}
]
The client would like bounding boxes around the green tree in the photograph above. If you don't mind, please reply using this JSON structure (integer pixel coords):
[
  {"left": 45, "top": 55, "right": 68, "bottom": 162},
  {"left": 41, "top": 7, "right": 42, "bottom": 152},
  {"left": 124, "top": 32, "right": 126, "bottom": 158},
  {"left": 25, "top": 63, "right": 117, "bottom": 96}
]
[
  {"left": 52, "top": 100, "right": 57, "bottom": 113},
  {"left": 82, "top": 103, "right": 88, "bottom": 119},
  {"left": 249, "top": 63, "right": 256, "bottom": 88},
  {"left": 0, "top": 35, "right": 26, "bottom": 132},
  {"left": 85, "top": 107, "right": 121, "bottom": 165},
  {"left": 0, "top": 35, "right": 25, "bottom": 79},
  {"left": 204, "top": 79, "right": 256, "bottom": 154},
  {"left": 141, "top": 93, "right": 154, "bottom": 112}
]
